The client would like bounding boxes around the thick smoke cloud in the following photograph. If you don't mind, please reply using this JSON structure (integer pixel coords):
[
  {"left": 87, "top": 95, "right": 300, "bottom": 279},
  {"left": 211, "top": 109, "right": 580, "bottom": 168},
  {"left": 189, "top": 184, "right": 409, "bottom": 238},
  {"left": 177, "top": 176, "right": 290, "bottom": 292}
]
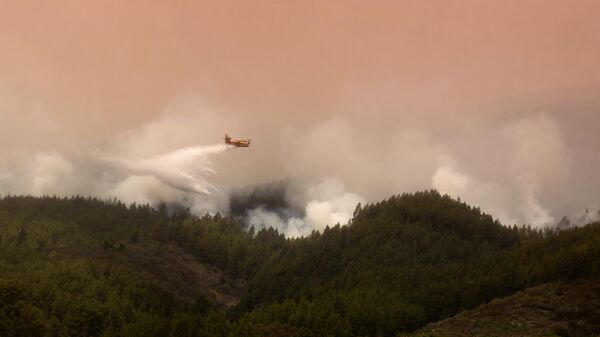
[
  {"left": 431, "top": 114, "right": 568, "bottom": 227},
  {"left": 0, "top": 90, "right": 599, "bottom": 233},
  {"left": 245, "top": 178, "right": 366, "bottom": 237}
]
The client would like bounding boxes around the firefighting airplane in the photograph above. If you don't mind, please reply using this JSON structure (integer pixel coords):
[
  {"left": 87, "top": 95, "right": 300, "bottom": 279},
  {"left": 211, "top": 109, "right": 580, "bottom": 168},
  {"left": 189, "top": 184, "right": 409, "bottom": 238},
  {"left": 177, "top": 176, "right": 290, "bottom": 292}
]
[{"left": 224, "top": 134, "right": 251, "bottom": 147}]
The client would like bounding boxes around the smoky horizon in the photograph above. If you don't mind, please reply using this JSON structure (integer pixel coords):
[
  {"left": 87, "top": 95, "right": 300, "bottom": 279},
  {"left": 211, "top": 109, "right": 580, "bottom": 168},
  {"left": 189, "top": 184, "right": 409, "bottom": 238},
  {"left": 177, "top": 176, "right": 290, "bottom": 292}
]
[{"left": 1, "top": 1, "right": 600, "bottom": 235}]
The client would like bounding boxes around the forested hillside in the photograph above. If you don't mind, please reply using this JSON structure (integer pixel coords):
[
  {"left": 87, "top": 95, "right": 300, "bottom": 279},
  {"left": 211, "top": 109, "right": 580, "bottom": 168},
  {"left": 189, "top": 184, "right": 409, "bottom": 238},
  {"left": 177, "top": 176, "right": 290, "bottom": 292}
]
[
  {"left": 0, "top": 191, "right": 598, "bottom": 337},
  {"left": 403, "top": 279, "right": 600, "bottom": 337},
  {"left": 0, "top": 196, "right": 284, "bottom": 337}
]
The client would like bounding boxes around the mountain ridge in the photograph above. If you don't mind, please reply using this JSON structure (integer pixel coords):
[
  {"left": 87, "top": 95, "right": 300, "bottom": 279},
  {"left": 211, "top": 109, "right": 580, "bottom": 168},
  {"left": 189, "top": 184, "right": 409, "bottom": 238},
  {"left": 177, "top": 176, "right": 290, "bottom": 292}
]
[{"left": 0, "top": 191, "right": 598, "bottom": 336}]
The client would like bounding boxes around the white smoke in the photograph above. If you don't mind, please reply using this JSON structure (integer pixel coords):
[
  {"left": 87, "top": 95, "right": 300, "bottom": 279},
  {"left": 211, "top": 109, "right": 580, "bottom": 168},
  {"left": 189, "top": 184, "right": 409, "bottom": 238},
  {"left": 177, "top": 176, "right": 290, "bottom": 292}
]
[
  {"left": 432, "top": 114, "right": 568, "bottom": 227},
  {"left": 246, "top": 208, "right": 308, "bottom": 238},
  {"left": 432, "top": 165, "right": 517, "bottom": 225},
  {"left": 0, "top": 91, "right": 597, "bottom": 233},
  {"left": 29, "top": 152, "right": 74, "bottom": 197},
  {"left": 0, "top": 152, "right": 73, "bottom": 197},
  {"left": 245, "top": 177, "right": 366, "bottom": 238},
  {"left": 304, "top": 177, "right": 366, "bottom": 231},
  {"left": 574, "top": 206, "right": 600, "bottom": 226},
  {"left": 0, "top": 143, "right": 233, "bottom": 214},
  {"left": 109, "top": 176, "right": 175, "bottom": 206}
]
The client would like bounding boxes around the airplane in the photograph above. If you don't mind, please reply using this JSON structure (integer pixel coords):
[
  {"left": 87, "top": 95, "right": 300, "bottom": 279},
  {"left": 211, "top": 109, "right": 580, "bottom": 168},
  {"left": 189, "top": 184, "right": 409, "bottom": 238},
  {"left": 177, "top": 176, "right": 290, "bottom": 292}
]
[{"left": 225, "top": 134, "right": 251, "bottom": 147}]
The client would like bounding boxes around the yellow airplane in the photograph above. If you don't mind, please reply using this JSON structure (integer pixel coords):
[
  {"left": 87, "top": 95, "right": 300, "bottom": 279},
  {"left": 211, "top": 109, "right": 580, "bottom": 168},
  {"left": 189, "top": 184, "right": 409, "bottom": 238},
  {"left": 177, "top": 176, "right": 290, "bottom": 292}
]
[{"left": 224, "top": 134, "right": 251, "bottom": 147}]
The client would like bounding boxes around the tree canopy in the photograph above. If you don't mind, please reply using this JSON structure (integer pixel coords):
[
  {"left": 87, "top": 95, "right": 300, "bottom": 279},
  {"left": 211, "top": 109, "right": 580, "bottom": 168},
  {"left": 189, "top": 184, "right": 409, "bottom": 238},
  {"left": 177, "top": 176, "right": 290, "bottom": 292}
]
[{"left": 0, "top": 191, "right": 598, "bottom": 336}]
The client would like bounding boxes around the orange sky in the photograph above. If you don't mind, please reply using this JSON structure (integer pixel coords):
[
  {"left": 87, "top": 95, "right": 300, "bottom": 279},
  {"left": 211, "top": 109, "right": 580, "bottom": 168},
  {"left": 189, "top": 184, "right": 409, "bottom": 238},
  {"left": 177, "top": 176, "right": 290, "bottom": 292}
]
[
  {"left": 1, "top": 1, "right": 600, "bottom": 226},
  {"left": 1, "top": 0, "right": 600, "bottom": 136}
]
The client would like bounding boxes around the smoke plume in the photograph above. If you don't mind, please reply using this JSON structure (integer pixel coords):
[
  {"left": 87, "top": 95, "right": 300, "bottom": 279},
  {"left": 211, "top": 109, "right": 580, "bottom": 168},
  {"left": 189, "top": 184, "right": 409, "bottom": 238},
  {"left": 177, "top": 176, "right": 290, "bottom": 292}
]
[
  {"left": 243, "top": 178, "right": 366, "bottom": 237},
  {"left": 0, "top": 89, "right": 599, "bottom": 233}
]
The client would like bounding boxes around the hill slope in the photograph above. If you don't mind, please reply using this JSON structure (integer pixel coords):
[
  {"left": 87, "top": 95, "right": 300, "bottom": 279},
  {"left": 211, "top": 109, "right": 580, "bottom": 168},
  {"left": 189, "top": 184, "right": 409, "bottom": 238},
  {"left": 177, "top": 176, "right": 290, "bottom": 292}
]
[
  {"left": 0, "top": 196, "right": 284, "bottom": 337},
  {"left": 234, "top": 191, "right": 600, "bottom": 336},
  {"left": 403, "top": 279, "right": 600, "bottom": 337}
]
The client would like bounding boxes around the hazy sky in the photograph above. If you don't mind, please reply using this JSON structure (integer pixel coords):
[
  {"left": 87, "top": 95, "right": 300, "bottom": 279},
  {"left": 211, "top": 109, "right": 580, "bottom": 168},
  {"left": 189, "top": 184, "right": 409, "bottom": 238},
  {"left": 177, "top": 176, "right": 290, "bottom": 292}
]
[
  {"left": 2, "top": 1, "right": 600, "bottom": 128},
  {"left": 1, "top": 1, "right": 599, "bottom": 231}
]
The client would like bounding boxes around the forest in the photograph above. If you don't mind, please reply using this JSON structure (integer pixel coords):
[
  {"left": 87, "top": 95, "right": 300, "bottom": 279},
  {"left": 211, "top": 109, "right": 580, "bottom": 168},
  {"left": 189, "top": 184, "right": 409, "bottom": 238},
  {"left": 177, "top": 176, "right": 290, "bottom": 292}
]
[{"left": 0, "top": 190, "right": 598, "bottom": 337}]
